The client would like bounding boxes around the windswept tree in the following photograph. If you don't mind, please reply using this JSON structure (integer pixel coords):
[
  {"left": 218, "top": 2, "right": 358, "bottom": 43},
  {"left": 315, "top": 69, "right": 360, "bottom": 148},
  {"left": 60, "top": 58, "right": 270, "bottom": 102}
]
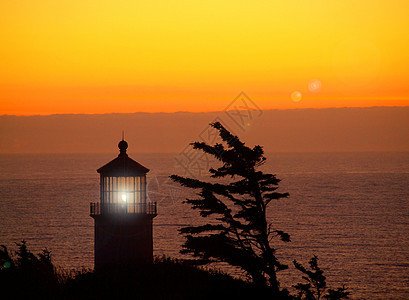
[{"left": 170, "top": 122, "right": 290, "bottom": 296}]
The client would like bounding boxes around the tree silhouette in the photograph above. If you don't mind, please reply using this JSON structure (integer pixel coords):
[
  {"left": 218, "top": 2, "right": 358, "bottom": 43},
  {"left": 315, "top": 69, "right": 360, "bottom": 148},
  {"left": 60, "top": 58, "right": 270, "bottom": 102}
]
[
  {"left": 293, "top": 255, "right": 350, "bottom": 300},
  {"left": 170, "top": 121, "right": 290, "bottom": 296},
  {"left": 0, "top": 240, "right": 59, "bottom": 298}
]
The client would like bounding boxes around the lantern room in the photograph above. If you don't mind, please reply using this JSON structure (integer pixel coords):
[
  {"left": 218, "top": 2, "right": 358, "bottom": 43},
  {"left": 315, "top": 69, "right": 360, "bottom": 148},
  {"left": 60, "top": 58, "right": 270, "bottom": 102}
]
[{"left": 90, "top": 139, "right": 156, "bottom": 216}]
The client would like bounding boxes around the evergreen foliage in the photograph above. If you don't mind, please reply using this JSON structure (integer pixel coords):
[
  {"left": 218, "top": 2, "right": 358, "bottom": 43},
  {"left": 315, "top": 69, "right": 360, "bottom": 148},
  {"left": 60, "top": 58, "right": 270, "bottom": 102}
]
[
  {"left": 0, "top": 240, "right": 60, "bottom": 298},
  {"left": 171, "top": 121, "right": 291, "bottom": 296},
  {"left": 293, "top": 256, "right": 350, "bottom": 300},
  {"left": 171, "top": 122, "right": 350, "bottom": 299}
]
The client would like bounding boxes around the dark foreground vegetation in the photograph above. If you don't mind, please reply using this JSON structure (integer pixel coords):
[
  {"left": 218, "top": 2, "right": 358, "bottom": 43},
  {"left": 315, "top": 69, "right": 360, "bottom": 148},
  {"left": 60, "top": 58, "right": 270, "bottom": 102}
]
[
  {"left": 1, "top": 241, "right": 272, "bottom": 299},
  {"left": 1, "top": 241, "right": 348, "bottom": 299}
]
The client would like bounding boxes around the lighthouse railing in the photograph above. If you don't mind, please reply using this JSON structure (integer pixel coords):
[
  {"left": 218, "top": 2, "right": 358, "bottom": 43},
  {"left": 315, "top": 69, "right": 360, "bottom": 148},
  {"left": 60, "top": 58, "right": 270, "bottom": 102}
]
[{"left": 90, "top": 202, "right": 157, "bottom": 216}]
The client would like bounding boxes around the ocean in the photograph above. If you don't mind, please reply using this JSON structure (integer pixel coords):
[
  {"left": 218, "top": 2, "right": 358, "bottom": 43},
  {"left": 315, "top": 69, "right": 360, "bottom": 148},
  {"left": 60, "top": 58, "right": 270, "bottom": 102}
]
[{"left": 0, "top": 152, "right": 408, "bottom": 299}]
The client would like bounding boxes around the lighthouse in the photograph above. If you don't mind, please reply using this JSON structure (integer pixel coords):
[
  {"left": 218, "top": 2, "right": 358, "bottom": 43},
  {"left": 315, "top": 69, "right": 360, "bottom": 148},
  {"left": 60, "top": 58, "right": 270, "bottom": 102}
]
[{"left": 90, "top": 139, "right": 157, "bottom": 271}]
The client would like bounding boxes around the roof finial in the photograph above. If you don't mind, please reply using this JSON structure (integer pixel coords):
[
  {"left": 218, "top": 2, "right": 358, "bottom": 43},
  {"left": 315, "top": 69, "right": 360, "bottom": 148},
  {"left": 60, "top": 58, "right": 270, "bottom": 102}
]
[{"left": 118, "top": 131, "right": 128, "bottom": 156}]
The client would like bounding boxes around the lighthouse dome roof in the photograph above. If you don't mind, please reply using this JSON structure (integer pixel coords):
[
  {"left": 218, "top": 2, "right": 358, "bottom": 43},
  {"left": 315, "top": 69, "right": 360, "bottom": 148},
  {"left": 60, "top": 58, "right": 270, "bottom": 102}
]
[{"left": 97, "top": 140, "right": 149, "bottom": 176}]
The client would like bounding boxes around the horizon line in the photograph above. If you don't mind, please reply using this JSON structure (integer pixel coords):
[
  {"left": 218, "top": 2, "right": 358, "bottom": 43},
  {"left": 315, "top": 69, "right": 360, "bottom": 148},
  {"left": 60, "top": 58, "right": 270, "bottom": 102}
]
[
  {"left": 1, "top": 105, "right": 409, "bottom": 117},
  {"left": 1, "top": 150, "right": 409, "bottom": 155}
]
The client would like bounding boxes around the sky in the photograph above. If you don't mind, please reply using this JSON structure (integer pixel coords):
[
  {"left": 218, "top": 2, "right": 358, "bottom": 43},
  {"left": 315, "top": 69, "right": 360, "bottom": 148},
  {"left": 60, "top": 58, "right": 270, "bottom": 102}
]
[{"left": 1, "top": 0, "right": 409, "bottom": 115}]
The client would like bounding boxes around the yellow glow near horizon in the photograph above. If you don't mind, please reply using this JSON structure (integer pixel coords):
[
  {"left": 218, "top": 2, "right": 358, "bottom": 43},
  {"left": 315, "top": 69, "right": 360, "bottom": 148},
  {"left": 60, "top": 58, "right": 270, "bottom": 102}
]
[{"left": 0, "top": 0, "right": 408, "bottom": 115}]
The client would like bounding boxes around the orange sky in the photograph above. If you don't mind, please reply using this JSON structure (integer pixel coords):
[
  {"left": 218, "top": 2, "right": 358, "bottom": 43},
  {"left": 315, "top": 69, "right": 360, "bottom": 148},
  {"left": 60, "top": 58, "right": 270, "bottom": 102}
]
[{"left": 1, "top": 0, "right": 408, "bottom": 115}]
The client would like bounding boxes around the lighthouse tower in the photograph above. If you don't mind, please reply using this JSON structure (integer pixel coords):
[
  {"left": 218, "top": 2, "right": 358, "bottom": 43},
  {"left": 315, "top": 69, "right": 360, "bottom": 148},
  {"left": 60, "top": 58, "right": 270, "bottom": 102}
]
[{"left": 90, "top": 139, "right": 157, "bottom": 271}]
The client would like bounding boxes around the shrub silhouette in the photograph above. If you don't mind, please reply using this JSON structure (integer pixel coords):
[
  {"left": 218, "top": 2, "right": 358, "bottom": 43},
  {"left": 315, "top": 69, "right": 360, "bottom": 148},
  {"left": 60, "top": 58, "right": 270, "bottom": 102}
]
[
  {"left": 293, "top": 255, "right": 350, "bottom": 300},
  {"left": 0, "top": 240, "right": 61, "bottom": 298}
]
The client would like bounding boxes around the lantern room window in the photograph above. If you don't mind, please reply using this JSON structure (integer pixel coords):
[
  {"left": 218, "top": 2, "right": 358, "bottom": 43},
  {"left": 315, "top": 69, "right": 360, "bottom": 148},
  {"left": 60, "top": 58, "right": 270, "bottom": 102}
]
[{"left": 101, "top": 176, "right": 146, "bottom": 213}]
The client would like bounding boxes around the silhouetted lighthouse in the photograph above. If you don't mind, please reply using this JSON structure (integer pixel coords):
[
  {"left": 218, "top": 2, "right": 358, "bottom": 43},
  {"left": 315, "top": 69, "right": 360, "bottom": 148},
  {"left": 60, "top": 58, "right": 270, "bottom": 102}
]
[{"left": 90, "top": 139, "right": 157, "bottom": 271}]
